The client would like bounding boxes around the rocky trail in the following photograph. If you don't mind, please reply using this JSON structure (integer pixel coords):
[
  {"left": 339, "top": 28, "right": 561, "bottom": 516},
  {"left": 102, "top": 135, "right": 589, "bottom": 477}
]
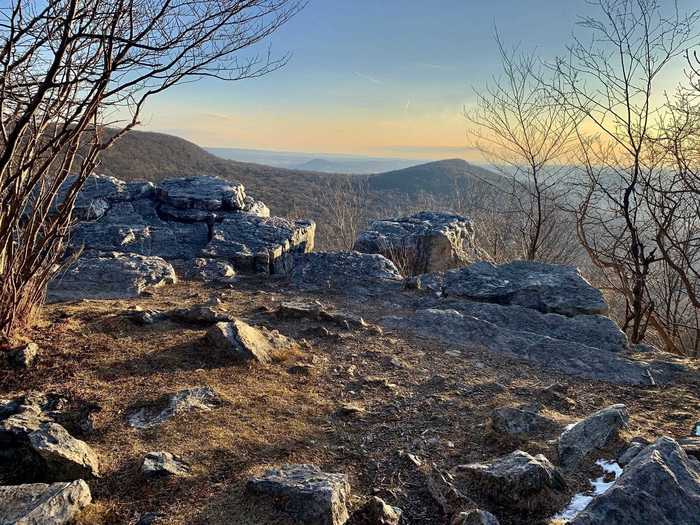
[{"left": 1, "top": 175, "right": 699, "bottom": 525}]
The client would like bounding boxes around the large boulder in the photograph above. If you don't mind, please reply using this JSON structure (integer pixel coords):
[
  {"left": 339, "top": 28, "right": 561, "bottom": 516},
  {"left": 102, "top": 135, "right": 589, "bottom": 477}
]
[
  {"left": 290, "top": 252, "right": 403, "bottom": 293},
  {"left": 570, "top": 437, "right": 700, "bottom": 525},
  {"left": 0, "top": 480, "right": 92, "bottom": 524},
  {"left": 127, "top": 387, "right": 223, "bottom": 430},
  {"left": 47, "top": 251, "right": 176, "bottom": 301},
  {"left": 458, "top": 450, "right": 566, "bottom": 511},
  {"left": 442, "top": 261, "right": 608, "bottom": 316},
  {"left": 0, "top": 396, "right": 100, "bottom": 483},
  {"left": 353, "top": 211, "right": 486, "bottom": 275},
  {"left": 247, "top": 464, "right": 350, "bottom": 525},
  {"left": 559, "top": 405, "right": 629, "bottom": 470}
]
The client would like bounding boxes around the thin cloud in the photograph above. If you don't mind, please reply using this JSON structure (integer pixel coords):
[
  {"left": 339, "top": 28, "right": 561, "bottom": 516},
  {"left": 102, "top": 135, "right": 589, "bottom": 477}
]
[
  {"left": 415, "top": 62, "right": 456, "bottom": 71},
  {"left": 353, "top": 71, "right": 383, "bottom": 85}
]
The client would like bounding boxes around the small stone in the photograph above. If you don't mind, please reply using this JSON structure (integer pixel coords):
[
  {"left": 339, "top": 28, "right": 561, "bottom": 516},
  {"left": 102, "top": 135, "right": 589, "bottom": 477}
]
[
  {"left": 4, "top": 342, "right": 40, "bottom": 369},
  {"left": 247, "top": 464, "right": 350, "bottom": 525},
  {"left": 336, "top": 402, "right": 366, "bottom": 417},
  {"left": 352, "top": 496, "right": 401, "bottom": 525},
  {"left": 452, "top": 509, "right": 500, "bottom": 525},
  {"left": 127, "top": 387, "right": 223, "bottom": 430},
  {"left": 171, "top": 304, "right": 231, "bottom": 324},
  {"left": 491, "top": 406, "right": 559, "bottom": 437},
  {"left": 128, "top": 307, "right": 167, "bottom": 325},
  {"left": 0, "top": 480, "right": 92, "bottom": 524},
  {"left": 141, "top": 452, "right": 191, "bottom": 478},
  {"left": 136, "top": 512, "right": 167, "bottom": 525}
]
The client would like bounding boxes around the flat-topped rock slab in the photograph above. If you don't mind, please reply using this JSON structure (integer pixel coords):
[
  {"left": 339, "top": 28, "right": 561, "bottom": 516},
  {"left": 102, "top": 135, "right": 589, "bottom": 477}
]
[{"left": 442, "top": 261, "right": 609, "bottom": 316}]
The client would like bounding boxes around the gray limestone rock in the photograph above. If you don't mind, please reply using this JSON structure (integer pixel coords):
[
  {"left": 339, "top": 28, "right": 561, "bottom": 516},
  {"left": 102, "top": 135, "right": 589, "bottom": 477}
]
[
  {"left": 442, "top": 261, "right": 608, "bottom": 316},
  {"left": 127, "top": 387, "right": 223, "bottom": 430},
  {"left": 141, "top": 452, "right": 191, "bottom": 478},
  {"left": 491, "top": 406, "right": 560, "bottom": 437},
  {"left": 351, "top": 496, "right": 401, "bottom": 525},
  {"left": 558, "top": 404, "right": 629, "bottom": 470},
  {"left": 0, "top": 480, "right": 92, "bottom": 525},
  {"left": 571, "top": 437, "right": 700, "bottom": 525},
  {"left": 247, "top": 464, "right": 350, "bottom": 525},
  {"left": 203, "top": 215, "right": 315, "bottom": 274},
  {"left": 4, "top": 342, "right": 40, "bottom": 369},
  {"left": 458, "top": 450, "right": 566, "bottom": 511},
  {"left": 0, "top": 398, "right": 99, "bottom": 483},
  {"left": 47, "top": 252, "right": 176, "bottom": 301},
  {"left": 155, "top": 175, "right": 246, "bottom": 211},
  {"left": 206, "top": 320, "right": 296, "bottom": 363},
  {"left": 452, "top": 509, "right": 500, "bottom": 525},
  {"left": 382, "top": 309, "right": 668, "bottom": 384},
  {"left": 290, "top": 252, "right": 403, "bottom": 293},
  {"left": 354, "top": 211, "right": 487, "bottom": 275}
]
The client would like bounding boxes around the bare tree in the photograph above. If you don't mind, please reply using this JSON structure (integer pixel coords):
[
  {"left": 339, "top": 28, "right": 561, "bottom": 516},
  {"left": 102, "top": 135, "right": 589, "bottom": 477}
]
[
  {"left": 0, "top": 0, "right": 303, "bottom": 339},
  {"left": 467, "top": 35, "right": 579, "bottom": 263},
  {"left": 316, "top": 176, "right": 368, "bottom": 251},
  {"left": 551, "top": 0, "right": 699, "bottom": 346}
]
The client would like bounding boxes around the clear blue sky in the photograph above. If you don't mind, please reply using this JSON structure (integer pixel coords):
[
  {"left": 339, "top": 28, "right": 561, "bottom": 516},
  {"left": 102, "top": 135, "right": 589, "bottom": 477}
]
[{"left": 141, "top": 0, "right": 695, "bottom": 160}]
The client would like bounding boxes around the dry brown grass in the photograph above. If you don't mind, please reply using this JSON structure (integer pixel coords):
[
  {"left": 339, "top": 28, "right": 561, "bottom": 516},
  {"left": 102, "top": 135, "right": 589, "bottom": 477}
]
[{"left": 2, "top": 278, "right": 698, "bottom": 524}]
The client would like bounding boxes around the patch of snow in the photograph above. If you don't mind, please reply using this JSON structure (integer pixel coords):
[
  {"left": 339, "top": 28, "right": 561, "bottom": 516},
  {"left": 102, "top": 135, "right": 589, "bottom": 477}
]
[
  {"left": 551, "top": 459, "right": 622, "bottom": 523},
  {"left": 563, "top": 422, "right": 576, "bottom": 431},
  {"left": 695, "top": 423, "right": 700, "bottom": 436}
]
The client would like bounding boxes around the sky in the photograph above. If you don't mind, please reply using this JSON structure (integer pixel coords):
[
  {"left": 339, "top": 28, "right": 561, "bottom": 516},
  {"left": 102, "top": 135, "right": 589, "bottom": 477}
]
[{"left": 140, "top": 0, "right": 696, "bottom": 161}]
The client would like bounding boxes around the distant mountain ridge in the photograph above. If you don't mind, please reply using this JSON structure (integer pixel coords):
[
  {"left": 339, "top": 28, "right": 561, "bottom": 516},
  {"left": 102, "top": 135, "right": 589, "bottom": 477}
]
[
  {"left": 206, "top": 146, "right": 421, "bottom": 174},
  {"left": 99, "top": 130, "right": 507, "bottom": 223}
]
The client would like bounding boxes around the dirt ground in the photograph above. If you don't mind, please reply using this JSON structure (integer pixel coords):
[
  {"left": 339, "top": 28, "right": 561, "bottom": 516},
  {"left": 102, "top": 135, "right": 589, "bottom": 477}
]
[{"left": 2, "top": 277, "right": 698, "bottom": 525}]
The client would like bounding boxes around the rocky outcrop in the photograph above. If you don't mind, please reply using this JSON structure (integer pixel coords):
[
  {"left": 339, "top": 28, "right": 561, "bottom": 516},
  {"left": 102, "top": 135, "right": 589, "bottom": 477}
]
[
  {"left": 442, "top": 261, "right": 608, "bottom": 316},
  {"left": 141, "top": 452, "right": 191, "bottom": 478},
  {"left": 559, "top": 405, "right": 629, "bottom": 470},
  {"left": 458, "top": 451, "right": 566, "bottom": 511},
  {"left": 570, "top": 437, "right": 700, "bottom": 524},
  {"left": 247, "top": 464, "right": 350, "bottom": 525},
  {"left": 0, "top": 480, "right": 92, "bottom": 524},
  {"left": 127, "top": 387, "right": 223, "bottom": 430},
  {"left": 380, "top": 260, "right": 689, "bottom": 385},
  {"left": 354, "top": 211, "right": 486, "bottom": 275},
  {"left": 48, "top": 251, "right": 176, "bottom": 301},
  {"left": 0, "top": 395, "right": 100, "bottom": 483},
  {"left": 50, "top": 173, "right": 315, "bottom": 301},
  {"left": 383, "top": 308, "right": 668, "bottom": 384},
  {"left": 290, "top": 252, "right": 403, "bottom": 293}
]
